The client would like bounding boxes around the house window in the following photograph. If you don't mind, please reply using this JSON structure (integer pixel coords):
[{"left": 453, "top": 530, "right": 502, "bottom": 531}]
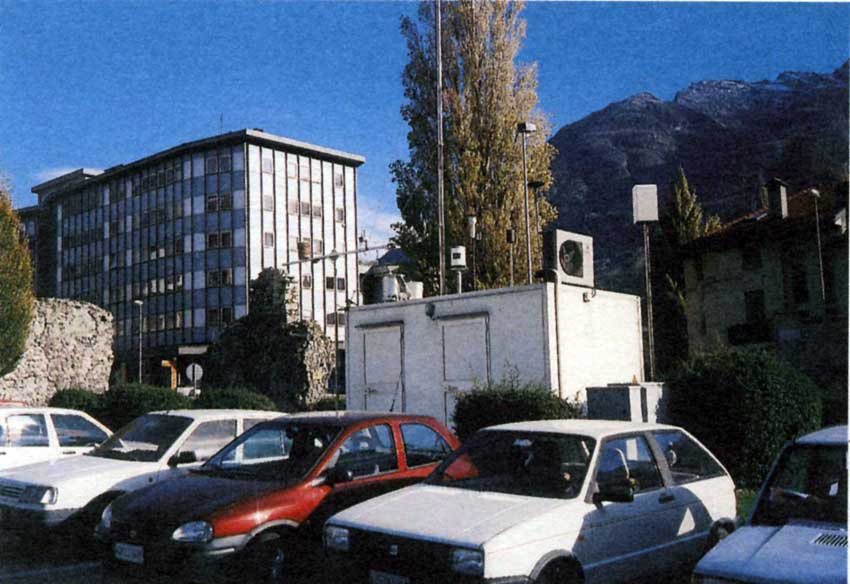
[
  {"left": 207, "top": 308, "right": 221, "bottom": 327},
  {"left": 263, "top": 194, "right": 274, "bottom": 212},
  {"left": 219, "top": 155, "right": 232, "bottom": 172},
  {"left": 335, "top": 208, "right": 345, "bottom": 223},
  {"left": 333, "top": 169, "right": 344, "bottom": 189},
  {"left": 782, "top": 251, "right": 809, "bottom": 307},
  {"left": 205, "top": 156, "right": 218, "bottom": 175},
  {"left": 219, "top": 192, "right": 232, "bottom": 210},
  {"left": 741, "top": 243, "right": 762, "bottom": 271},
  {"left": 175, "top": 311, "right": 183, "bottom": 329},
  {"left": 262, "top": 157, "right": 273, "bottom": 174},
  {"left": 222, "top": 307, "right": 233, "bottom": 325},
  {"left": 326, "top": 312, "right": 345, "bottom": 326},
  {"left": 312, "top": 239, "right": 323, "bottom": 255},
  {"left": 312, "top": 204, "right": 323, "bottom": 218},
  {"left": 220, "top": 231, "right": 232, "bottom": 248},
  {"left": 207, "top": 232, "right": 220, "bottom": 249},
  {"left": 300, "top": 201, "right": 311, "bottom": 216},
  {"left": 263, "top": 232, "right": 275, "bottom": 248},
  {"left": 206, "top": 194, "right": 220, "bottom": 212},
  {"left": 744, "top": 290, "right": 766, "bottom": 323},
  {"left": 301, "top": 275, "right": 312, "bottom": 289},
  {"left": 337, "top": 277, "right": 346, "bottom": 291},
  {"left": 288, "top": 200, "right": 298, "bottom": 215},
  {"left": 326, "top": 277, "right": 335, "bottom": 290}
]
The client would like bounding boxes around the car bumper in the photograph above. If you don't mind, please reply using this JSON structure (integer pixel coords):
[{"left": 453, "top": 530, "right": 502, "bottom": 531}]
[
  {"left": 0, "top": 503, "right": 76, "bottom": 532},
  {"left": 328, "top": 555, "right": 530, "bottom": 584}
]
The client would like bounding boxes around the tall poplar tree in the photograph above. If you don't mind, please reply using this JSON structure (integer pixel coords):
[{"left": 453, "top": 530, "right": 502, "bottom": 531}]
[
  {"left": 0, "top": 179, "right": 34, "bottom": 375},
  {"left": 392, "top": 0, "right": 556, "bottom": 293}
]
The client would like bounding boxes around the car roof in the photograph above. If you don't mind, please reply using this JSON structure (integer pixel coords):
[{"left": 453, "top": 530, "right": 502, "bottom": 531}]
[
  {"left": 795, "top": 425, "right": 847, "bottom": 446},
  {"left": 148, "top": 409, "right": 286, "bottom": 421},
  {"left": 278, "top": 410, "right": 440, "bottom": 426},
  {"left": 0, "top": 406, "right": 98, "bottom": 416},
  {"left": 484, "top": 419, "right": 679, "bottom": 439}
]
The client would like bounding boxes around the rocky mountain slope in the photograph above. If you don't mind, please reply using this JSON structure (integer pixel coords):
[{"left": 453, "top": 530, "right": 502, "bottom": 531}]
[{"left": 549, "top": 62, "right": 848, "bottom": 292}]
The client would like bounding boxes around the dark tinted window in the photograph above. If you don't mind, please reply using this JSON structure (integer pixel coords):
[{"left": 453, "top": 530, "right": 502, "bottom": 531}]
[
  {"left": 334, "top": 424, "right": 398, "bottom": 478},
  {"left": 52, "top": 414, "right": 108, "bottom": 447},
  {"left": 598, "top": 435, "right": 663, "bottom": 493},
  {"left": 652, "top": 430, "right": 725, "bottom": 485},
  {"left": 401, "top": 423, "right": 451, "bottom": 467}
]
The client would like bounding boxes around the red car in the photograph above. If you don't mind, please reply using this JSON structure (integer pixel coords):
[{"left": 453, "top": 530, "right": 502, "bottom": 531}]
[{"left": 96, "top": 411, "right": 458, "bottom": 582}]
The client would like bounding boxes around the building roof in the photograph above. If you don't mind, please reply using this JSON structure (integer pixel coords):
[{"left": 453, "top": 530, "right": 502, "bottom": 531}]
[
  {"left": 485, "top": 419, "right": 676, "bottom": 439},
  {"left": 31, "top": 128, "right": 366, "bottom": 200},
  {"left": 795, "top": 425, "right": 847, "bottom": 446}
]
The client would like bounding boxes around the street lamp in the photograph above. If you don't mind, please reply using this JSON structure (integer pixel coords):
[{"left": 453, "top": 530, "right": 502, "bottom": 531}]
[
  {"left": 810, "top": 188, "right": 826, "bottom": 303},
  {"left": 133, "top": 300, "right": 144, "bottom": 383},
  {"left": 528, "top": 179, "right": 546, "bottom": 272},
  {"left": 517, "top": 121, "right": 537, "bottom": 285},
  {"left": 327, "top": 249, "right": 342, "bottom": 413},
  {"left": 466, "top": 214, "right": 477, "bottom": 290}
]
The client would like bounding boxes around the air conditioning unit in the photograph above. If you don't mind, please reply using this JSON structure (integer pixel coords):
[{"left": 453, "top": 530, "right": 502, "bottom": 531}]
[{"left": 543, "top": 229, "right": 594, "bottom": 288}]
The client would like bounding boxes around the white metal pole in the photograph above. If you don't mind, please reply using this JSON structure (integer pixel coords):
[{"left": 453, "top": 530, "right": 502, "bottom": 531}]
[
  {"left": 333, "top": 253, "right": 340, "bottom": 413},
  {"left": 813, "top": 195, "right": 826, "bottom": 303},
  {"left": 521, "top": 133, "right": 532, "bottom": 285},
  {"left": 137, "top": 301, "right": 143, "bottom": 383},
  {"left": 436, "top": 0, "right": 446, "bottom": 296},
  {"left": 643, "top": 224, "right": 656, "bottom": 381}
]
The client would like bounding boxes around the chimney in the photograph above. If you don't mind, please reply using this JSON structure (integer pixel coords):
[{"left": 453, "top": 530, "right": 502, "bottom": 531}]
[{"left": 766, "top": 178, "right": 788, "bottom": 219}]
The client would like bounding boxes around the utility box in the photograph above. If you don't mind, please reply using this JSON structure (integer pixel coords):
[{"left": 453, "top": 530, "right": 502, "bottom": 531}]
[
  {"left": 586, "top": 382, "right": 668, "bottom": 424},
  {"left": 346, "top": 283, "right": 645, "bottom": 427}
]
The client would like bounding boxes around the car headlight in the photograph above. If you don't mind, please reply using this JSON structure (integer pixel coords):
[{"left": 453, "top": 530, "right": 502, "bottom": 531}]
[
  {"left": 324, "top": 525, "right": 350, "bottom": 552},
  {"left": 99, "top": 502, "right": 113, "bottom": 531},
  {"left": 451, "top": 547, "right": 484, "bottom": 576},
  {"left": 171, "top": 521, "right": 213, "bottom": 543},
  {"left": 19, "top": 485, "right": 58, "bottom": 505}
]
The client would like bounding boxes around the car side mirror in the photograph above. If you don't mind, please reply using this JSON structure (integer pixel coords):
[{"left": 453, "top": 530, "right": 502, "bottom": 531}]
[
  {"left": 593, "top": 482, "right": 635, "bottom": 505},
  {"left": 325, "top": 466, "right": 354, "bottom": 486},
  {"left": 168, "top": 450, "right": 198, "bottom": 467}
]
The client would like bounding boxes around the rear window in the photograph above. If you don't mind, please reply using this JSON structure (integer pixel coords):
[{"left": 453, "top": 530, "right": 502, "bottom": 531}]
[{"left": 652, "top": 430, "right": 725, "bottom": 484}]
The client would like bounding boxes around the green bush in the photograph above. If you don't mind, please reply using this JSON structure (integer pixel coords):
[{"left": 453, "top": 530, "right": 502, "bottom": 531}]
[
  {"left": 194, "top": 387, "right": 279, "bottom": 412},
  {"left": 666, "top": 348, "right": 823, "bottom": 488},
  {"left": 452, "top": 372, "right": 581, "bottom": 441},
  {"left": 0, "top": 185, "right": 34, "bottom": 376},
  {"left": 99, "top": 383, "right": 193, "bottom": 431},
  {"left": 49, "top": 389, "right": 106, "bottom": 421}
]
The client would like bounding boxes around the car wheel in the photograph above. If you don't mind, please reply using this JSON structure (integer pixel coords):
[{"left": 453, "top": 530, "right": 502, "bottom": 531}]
[
  {"left": 536, "top": 560, "right": 582, "bottom": 584},
  {"left": 251, "top": 538, "right": 289, "bottom": 584}
]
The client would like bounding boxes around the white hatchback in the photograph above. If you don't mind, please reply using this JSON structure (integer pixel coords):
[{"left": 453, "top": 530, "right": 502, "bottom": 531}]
[
  {"left": 0, "top": 406, "right": 111, "bottom": 471},
  {"left": 0, "top": 409, "right": 282, "bottom": 535},
  {"left": 325, "top": 420, "right": 737, "bottom": 584}
]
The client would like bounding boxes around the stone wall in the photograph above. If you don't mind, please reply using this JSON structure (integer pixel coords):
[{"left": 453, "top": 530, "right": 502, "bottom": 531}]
[{"left": 0, "top": 299, "right": 113, "bottom": 405}]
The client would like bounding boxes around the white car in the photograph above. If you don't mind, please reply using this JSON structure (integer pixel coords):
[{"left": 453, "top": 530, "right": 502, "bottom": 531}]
[
  {"left": 693, "top": 425, "right": 847, "bottom": 584},
  {"left": 0, "top": 405, "right": 111, "bottom": 471},
  {"left": 0, "top": 409, "right": 282, "bottom": 535},
  {"left": 325, "top": 420, "right": 736, "bottom": 584}
]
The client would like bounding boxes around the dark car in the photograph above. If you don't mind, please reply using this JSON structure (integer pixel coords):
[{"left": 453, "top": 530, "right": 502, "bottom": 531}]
[{"left": 96, "top": 411, "right": 458, "bottom": 582}]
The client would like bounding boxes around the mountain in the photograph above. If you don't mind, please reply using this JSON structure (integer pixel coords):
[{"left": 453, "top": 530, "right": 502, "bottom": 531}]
[{"left": 549, "top": 62, "right": 849, "bottom": 293}]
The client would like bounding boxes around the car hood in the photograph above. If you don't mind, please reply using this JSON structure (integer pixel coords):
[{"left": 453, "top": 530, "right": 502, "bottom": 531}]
[
  {"left": 696, "top": 522, "right": 848, "bottom": 584},
  {"left": 329, "top": 484, "right": 568, "bottom": 548},
  {"left": 0, "top": 454, "right": 153, "bottom": 488},
  {"left": 112, "top": 471, "right": 285, "bottom": 529}
]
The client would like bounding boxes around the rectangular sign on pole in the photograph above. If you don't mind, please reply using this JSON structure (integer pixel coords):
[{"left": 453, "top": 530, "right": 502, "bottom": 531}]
[{"left": 632, "top": 184, "right": 659, "bottom": 224}]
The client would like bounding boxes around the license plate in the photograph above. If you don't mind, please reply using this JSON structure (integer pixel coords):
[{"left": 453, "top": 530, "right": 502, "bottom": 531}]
[
  {"left": 114, "top": 542, "right": 144, "bottom": 565},
  {"left": 369, "top": 570, "right": 410, "bottom": 584}
]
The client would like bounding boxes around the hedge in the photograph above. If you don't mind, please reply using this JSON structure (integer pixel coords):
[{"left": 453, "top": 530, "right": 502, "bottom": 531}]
[
  {"left": 0, "top": 187, "right": 34, "bottom": 376},
  {"left": 666, "top": 348, "right": 823, "bottom": 488},
  {"left": 194, "top": 387, "right": 279, "bottom": 412},
  {"left": 452, "top": 374, "right": 581, "bottom": 441}
]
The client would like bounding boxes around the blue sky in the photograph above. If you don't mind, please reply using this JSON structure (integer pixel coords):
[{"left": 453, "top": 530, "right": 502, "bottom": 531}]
[{"left": 1, "top": 1, "right": 847, "bottom": 243}]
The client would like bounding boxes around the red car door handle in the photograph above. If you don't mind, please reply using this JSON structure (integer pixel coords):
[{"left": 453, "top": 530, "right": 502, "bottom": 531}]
[{"left": 659, "top": 493, "right": 675, "bottom": 503}]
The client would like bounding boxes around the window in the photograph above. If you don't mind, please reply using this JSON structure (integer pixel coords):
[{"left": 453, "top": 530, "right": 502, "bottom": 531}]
[
  {"left": 175, "top": 311, "right": 183, "bottom": 329},
  {"left": 652, "top": 430, "right": 725, "bottom": 485},
  {"left": 288, "top": 200, "right": 298, "bottom": 215},
  {"left": 597, "top": 435, "right": 663, "bottom": 494},
  {"left": 312, "top": 204, "right": 322, "bottom": 218},
  {"left": 745, "top": 290, "right": 766, "bottom": 323},
  {"left": 312, "top": 239, "right": 324, "bottom": 255},
  {"left": 207, "top": 269, "right": 232, "bottom": 288},
  {"left": 326, "top": 277, "right": 335, "bottom": 290},
  {"left": 335, "top": 208, "right": 345, "bottom": 223},
  {"left": 219, "top": 155, "right": 232, "bottom": 172},
  {"left": 301, "top": 275, "right": 313, "bottom": 289},
  {"left": 222, "top": 306, "right": 233, "bottom": 325},
  {"left": 300, "top": 201, "right": 311, "bottom": 216},
  {"left": 220, "top": 231, "right": 232, "bottom": 248},
  {"left": 287, "top": 158, "right": 298, "bottom": 178},
  {"left": 333, "top": 169, "right": 344, "bottom": 189},
  {"left": 207, "top": 308, "right": 221, "bottom": 327},
  {"left": 401, "top": 424, "right": 451, "bottom": 467},
  {"left": 783, "top": 249, "right": 810, "bottom": 307},
  {"left": 262, "top": 157, "right": 273, "bottom": 174},
  {"left": 333, "top": 424, "right": 398, "bottom": 479},
  {"left": 337, "top": 277, "right": 346, "bottom": 291},
  {"left": 741, "top": 243, "right": 762, "bottom": 271},
  {"left": 263, "top": 232, "right": 275, "bottom": 248},
  {"left": 263, "top": 194, "right": 274, "bottom": 212},
  {"left": 219, "top": 192, "right": 232, "bottom": 211},
  {"left": 4, "top": 414, "right": 49, "bottom": 447},
  {"left": 180, "top": 420, "right": 237, "bottom": 463},
  {"left": 205, "top": 156, "right": 218, "bottom": 175},
  {"left": 206, "top": 194, "right": 220, "bottom": 212},
  {"left": 207, "top": 232, "right": 220, "bottom": 249}
]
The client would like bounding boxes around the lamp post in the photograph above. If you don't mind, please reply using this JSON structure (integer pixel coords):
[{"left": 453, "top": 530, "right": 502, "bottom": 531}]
[
  {"left": 466, "top": 214, "right": 477, "bottom": 290},
  {"left": 528, "top": 179, "right": 546, "bottom": 270},
  {"left": 328, "top": 249, "right": 342, "bottom": 413},
  {"left": 517, "top": 122, "right": 536, "bottom": 284},
  {"left": 632, "top": 184, "right": 659, "bottom": 381},
  {"left": 810, "top": 188, "right": 826, "bottom": 303},
  {"left": 133, "top": 300, "right": 144, "bottom": 383}
]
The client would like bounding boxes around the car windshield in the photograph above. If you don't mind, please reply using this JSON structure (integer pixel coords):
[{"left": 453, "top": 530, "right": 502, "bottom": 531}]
[
  {"left": 89, "top": 414, "right": 192, "bottom": 462},
  {"left": 202, "top": 421, "right": 342, "bottom": 481},
  {"left": 751, "top": 444, "right": 847, "bottom": 526},
  {"left": 427, "top": 430, "right": 595, "bottom": 499}
]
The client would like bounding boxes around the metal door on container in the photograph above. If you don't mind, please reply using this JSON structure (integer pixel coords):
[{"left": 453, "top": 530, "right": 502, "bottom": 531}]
[
  {"left": 362, "top": 325, "right": 405, "bottom": 412},
  {"left": 440, "top": 317, "right": 490, "bottom": 425}
]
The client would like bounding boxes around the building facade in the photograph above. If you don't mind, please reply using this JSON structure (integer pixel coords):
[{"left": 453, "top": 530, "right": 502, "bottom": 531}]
[
  {"left": 682, "top": 179, "right": 848, "bottom": 417},
  {"left": 26, "top": 129, "right": 363, "bottom": 382}
]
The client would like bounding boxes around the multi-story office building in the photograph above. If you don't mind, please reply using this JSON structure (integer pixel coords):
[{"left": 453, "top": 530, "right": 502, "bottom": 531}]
[{"left": 26, "top": 129, "right": 363, "bottom": 382}]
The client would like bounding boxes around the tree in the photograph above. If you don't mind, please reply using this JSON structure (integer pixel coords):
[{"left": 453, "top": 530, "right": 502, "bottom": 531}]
[
  {"left": 392, "top": 0, "right": 557, "bottom": 293},
  {"left": 0, "top": 180, "right": 34, "bottom": 376},
  {"left": 249, "top": 267, "right": 297, "bottom": 320},
  {"left": 652, "top": 168, "right": 720, "bottom": 373}
]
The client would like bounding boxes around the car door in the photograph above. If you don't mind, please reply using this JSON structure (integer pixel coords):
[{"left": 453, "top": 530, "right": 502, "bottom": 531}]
[
  {"left": 306, "top": 422, "right": 407, "bottom": 539},
  {"left": 50, "top": 412, "right": 110, "bottom": 458},
  {"left": 0, "top": 412, "right": 55, "bottom": 470},
  {"left": 579, "top": 433, "right": 676, "bottom": 584}
]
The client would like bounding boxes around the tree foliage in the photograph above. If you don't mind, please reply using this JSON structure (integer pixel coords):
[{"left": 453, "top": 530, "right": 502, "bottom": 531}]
[
  {"left": 0, "top": 181, "right": 34, "bottom": 376},
  {"left": 652, "top": 168, "right": 720, "bottom": 372},
  {"left": 392, "top": 0, "right": 557, "bottom": 293}
]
